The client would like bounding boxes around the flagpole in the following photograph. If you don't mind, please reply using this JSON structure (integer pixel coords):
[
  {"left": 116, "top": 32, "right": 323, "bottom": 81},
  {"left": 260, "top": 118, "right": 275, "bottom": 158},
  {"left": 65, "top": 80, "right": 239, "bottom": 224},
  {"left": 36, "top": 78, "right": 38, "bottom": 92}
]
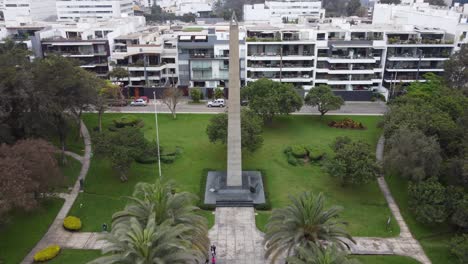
[{"left": 153, "top": 91, "right": 162, "bottom": 178}]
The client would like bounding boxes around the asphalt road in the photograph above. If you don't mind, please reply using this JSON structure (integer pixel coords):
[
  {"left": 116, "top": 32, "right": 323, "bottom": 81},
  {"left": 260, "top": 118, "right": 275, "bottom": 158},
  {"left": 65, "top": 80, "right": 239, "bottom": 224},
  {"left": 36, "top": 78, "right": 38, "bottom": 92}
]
[{"left": 109, "top": 100, "right": 388, "bottom": 115}]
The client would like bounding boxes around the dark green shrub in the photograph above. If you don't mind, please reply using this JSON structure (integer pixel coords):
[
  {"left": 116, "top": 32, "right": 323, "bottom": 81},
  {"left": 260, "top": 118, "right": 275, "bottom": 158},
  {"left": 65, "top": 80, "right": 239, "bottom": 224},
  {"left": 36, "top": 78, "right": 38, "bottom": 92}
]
[
  {"left": 283, "top": 146, "right": 292, "bottom": 154},
  {"left": 287, "top": 154, "right": 298, "bottom": 166},
  {"left": 190, "top": 88, "right": 202, "bottom": 103},
  {"left": 450, "top": 234, "right": 468, "bottom": 263},
  {"left": 291, "top": 145, "right": 307, "bottom": 158},
  {"left": 113, "top": 115, "right": 144, "bottom": 128},
  {"left": 308, "top": 149, "right": 324, "bottom": 161},
  {"left": 108, "top": 125, "right": 118, "bottom": 132},
  {"left": 161, "top": 155, "right": 176, "bottom": 164}
]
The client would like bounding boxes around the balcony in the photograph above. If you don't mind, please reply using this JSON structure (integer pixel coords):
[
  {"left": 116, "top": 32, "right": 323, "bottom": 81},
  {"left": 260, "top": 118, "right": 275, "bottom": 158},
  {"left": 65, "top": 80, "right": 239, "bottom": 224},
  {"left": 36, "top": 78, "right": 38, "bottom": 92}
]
[{"left": 387, "top": 38, "right": 454, "bottom": 46}]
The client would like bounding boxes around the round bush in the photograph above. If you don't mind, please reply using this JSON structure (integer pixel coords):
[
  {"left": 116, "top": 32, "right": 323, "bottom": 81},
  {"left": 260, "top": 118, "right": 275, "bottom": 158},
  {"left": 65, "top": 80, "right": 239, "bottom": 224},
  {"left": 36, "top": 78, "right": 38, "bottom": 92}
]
[
  {"left": 291, "top": 145, "right": 307, "bottom": 158},
  {"left": 161, "top": 155, "right": 176, "bottom": 164},
  {"left": 63, "top": 216, "right": 82, "bottom": 231},
  {"left": 287, "top": 153, "right": 298, "bottom": 166},
  {"left": 113, "top": 115, "right": 143, "bottom": 128},
  {"left": 308, "top": 149, "right": 324, "bottom": 161},
  {"left": 33, "top": 245, "right": 60, "bottom": 262}
]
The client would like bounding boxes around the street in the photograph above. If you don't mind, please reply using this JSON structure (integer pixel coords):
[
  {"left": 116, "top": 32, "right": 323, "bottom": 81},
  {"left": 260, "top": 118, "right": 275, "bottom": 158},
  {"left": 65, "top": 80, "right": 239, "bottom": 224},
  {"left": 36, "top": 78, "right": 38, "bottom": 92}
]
[{"left": 109, "top": 100, "right": 388, "bottom": 115}]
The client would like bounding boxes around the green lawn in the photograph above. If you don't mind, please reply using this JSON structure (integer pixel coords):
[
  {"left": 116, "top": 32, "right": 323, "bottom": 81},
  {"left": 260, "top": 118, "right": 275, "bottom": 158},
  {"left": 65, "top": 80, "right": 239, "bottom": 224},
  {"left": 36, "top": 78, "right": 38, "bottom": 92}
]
[
  {"left": 71, "top": 113, "right": 397, "bottom": 238},
  {"left": 353, "top": 255, "right": 420, "bottom": 264},
  {"left": 0, "top": 198, "right": 64, "bottom": 264},
  {"left": 46, "top": 249, "right": 101, "bottom": 263},
  {"left": 59, "top": 155, "right": 82, "bottom": 192},
  {"left": 385, "top": 175, "right": 457, "bottom": 264},
  {"left": 49, "top": 121, "right": 85, "bottom": 156}
]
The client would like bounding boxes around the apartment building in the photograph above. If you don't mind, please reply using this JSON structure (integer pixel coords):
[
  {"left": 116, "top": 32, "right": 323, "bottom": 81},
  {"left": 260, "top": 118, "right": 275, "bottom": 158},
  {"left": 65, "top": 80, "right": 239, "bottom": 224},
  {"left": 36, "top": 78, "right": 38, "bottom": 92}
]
[
  {"left": 36, "top": 16, "right": 145, "bottom": 77},
  {"left": 244, "top": 0, "right": 325, "bottom": 24},
  {"left": 109, "top": 26, "right": 178, "bottom": 97},
  {"left": 3, "top": 0, "right": 57, "bottom": 23},
  {"left": 56, "top": 0, "right": 133, "bottom": 21},
  {"left": 156, "top": 0, "right": 215, "bottom": 16},
  {"left": 177, "top": 26, "right": 246, "bottom": 97}
]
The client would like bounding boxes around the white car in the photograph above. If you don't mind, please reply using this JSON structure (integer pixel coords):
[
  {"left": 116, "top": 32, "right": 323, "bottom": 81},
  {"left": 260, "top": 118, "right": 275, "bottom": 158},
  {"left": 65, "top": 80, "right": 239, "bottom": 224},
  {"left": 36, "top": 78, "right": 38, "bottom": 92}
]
[
  {"left": 130, "top": 98, "right": 147, "bottom": 107},
  {"left": 207, "top": 99, "right": 225, "bottom": 107}
]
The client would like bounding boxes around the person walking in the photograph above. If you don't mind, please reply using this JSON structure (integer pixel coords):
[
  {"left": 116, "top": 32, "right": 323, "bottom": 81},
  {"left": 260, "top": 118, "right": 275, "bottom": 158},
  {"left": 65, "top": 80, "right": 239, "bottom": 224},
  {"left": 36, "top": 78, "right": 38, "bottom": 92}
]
[
  {"left": 210, "top": 245, "right": 216, "bottom": 255},
  {"left": 211, "top": 255, "right": 216, "bottom": 264}
]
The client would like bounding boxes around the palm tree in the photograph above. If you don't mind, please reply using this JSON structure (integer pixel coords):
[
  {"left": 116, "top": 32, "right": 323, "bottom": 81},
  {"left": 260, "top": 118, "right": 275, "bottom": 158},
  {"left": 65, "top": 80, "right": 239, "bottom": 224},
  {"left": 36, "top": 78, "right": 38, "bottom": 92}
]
[
  {"left": 287, "top": 243, "right": 360, "bottom": 264},
  {"left": 111, "top": 179, "right": 209, "bottom": 260},
  {"left": 89, "top": 214, "right": 196, "bottom": 264},
  {"left": 264, "top": 192, "right": 355, "bottom": 262}
]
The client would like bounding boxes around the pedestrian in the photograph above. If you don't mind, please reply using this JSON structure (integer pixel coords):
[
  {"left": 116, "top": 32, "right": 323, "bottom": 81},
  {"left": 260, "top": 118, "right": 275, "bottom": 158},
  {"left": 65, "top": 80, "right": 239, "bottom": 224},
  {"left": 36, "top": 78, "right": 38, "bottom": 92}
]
[
  {"left": 210, "top": 244, "right": 216, "bottom": 255},
  {"left": 205, "top": 258, "right": 209, "bottom": 264},
  {"left": 211, "top": 255, "right": 216, "bottom": 264}
]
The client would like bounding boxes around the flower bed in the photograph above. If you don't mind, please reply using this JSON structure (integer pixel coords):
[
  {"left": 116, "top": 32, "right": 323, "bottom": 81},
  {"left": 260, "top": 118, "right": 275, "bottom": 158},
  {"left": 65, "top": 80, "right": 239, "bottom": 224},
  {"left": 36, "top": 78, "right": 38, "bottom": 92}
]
[
  {"left": 328, "top": 118, "right": 366, "bottom": 129},
  {"left": 34, "top": 245, "right": 60, "bottom": 262}
]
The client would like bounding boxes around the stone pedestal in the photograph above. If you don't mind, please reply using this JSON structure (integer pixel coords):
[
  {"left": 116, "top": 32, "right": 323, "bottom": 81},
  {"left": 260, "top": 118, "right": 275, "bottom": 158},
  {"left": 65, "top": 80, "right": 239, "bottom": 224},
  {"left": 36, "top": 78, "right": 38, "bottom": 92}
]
[{"left": 204, "top": 171, "right": 265, "bottom": 207}]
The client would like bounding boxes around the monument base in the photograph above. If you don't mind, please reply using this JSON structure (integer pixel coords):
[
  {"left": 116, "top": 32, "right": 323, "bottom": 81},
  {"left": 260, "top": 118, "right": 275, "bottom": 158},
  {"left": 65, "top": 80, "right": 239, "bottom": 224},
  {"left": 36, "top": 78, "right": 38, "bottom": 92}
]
[{"left": 204, "top": 171, "right": 266, "bottom": 207}]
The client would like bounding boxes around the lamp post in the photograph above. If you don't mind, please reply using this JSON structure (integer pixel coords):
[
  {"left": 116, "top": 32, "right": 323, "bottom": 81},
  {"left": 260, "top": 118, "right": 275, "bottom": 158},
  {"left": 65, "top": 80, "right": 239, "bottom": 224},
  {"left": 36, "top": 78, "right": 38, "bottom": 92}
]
[{"left": 153, "top": 91, "right": 162, "bottom": 179}]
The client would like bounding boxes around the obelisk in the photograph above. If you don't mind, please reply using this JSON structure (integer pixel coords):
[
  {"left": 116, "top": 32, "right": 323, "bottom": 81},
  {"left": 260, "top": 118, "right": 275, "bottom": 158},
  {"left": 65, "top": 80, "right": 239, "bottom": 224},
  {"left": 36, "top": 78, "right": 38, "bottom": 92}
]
[{"left": 226, "top": 13, "right": 242, "bottom": 187}]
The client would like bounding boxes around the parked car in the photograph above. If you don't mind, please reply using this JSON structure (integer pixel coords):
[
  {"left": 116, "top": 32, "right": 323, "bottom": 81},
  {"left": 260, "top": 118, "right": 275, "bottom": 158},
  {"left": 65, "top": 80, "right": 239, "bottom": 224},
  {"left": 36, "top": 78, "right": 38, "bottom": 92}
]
[
  {"left": 207, "top": 99, "right": 225, "bottom": 107},
  {"left": 130, "top": 98, "right": 147, "bottom": 106}
]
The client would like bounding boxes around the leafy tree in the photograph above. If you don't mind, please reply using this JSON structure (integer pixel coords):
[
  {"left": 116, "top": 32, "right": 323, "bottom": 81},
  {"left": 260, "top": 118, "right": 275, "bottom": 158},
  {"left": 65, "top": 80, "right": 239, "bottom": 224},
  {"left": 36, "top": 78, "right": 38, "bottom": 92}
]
[
  {"left": 162, "top": 86, "right": 182, "bottom": 119},
  {"left": 109, "top": 67, "right": 129, "bottom": 81},
  {"left": 206, "top": 109, "right": 263, "bottom": 152},
  {"left": 408, "top": 178, "right": 448, "bottom": 225},
  {"left": 305, "top": 85, "right": 344, "bottom": 116},
  {"left": 96, "top": 81, "right": 120, "bottom": 132},
  {"left": 325, "top": 139, "right": 379, "bottom": 186},
  {"left": 242, "top": 78, "right": 303, "bottom": 122},
  {"left": 450, "top": 234, "right": 468, "bottom": 263},
  {"left": 384, "top": 127, "right": 441, "bottom": 182},
  {"left": 111, "top": 180, "right": 209, "bottom": 260},
  {"left": 383, "top": 102, "right": 458, "bottom": 156},
  {"left": 214, "top": 87, "right": 224, "bottom": 99},
  {"left": 287, "top": 244, "right": 359, "bottom": 264},
  {"left": 451, "top": 195, "right": 468, "bottom": 230},
  {"left": 0, "top": 139, "right": 63, "bottom": 217},
  {"left": 264, "top": 192, "right": 354, "bottom": 262},
  {"left": 346, "top": 0, "right": 361, "bottom": 16},
  {"left": 444, "top": 44, "right": 468, "bottom": 95},
  {"left": 190, "top": 88, "right": 202, "bottom": 103},
  {"left": 322, "top": 0, "right": 348, "bottom": 16},
  {"left": 355, "top": 6, "right": 368, "bottom": 17},
  {"left": 332, "top": 136, "right": 352, "bottom": 152},
  {"left": 94, "top": 127, "right": 147, "bottom": 181},
  {"left": 90, "top": 216, "right": 198, "bottom": 264}
]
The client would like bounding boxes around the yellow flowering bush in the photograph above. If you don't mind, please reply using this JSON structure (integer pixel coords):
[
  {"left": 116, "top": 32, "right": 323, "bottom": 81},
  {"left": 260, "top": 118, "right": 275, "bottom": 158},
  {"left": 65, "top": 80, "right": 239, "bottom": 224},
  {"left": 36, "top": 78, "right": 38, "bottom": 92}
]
[
  {"left": 63, "top": 216, "right": 82, "bottom": 231},
  {"left": 33, "top": 245, "right": 60, "bottom": 262}
]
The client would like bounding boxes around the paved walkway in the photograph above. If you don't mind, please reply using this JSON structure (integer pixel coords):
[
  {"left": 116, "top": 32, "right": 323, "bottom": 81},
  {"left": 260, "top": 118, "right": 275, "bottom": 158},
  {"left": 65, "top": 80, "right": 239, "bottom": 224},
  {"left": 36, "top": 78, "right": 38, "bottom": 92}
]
[
  {"left": 345, "top": 137, "right": 430, "bottom": 264},
  {"left": 22, "top": 120, "right": 92, "bottom": 264}
]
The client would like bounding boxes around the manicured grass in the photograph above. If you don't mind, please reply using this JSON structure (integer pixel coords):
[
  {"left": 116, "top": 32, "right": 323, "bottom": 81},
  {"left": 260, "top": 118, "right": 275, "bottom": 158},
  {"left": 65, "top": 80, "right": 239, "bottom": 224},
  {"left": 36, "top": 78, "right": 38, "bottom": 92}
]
[
  {"left": 74, "top": 114, "right": 398, "bottom": 237},
  {"left": 0, "top": 198, "right": 64, "bottom": 264},
  {"left": 59, "top": 155, "right": 82, "bottom": 191},
  {"left": 198, "top": 210, "right": 215, "bottom": 229},
  {"left": 385, "top": 175, "right": 457, "bottom": 264},
  {"left": 255, "top": 211, "right": 271, "bottom": 233},
  {"left": 47, "top": 249, "right": 101, "bottom": 264},
  {"left": 352, "top": 255, "right": 421, "bottom": 264}
]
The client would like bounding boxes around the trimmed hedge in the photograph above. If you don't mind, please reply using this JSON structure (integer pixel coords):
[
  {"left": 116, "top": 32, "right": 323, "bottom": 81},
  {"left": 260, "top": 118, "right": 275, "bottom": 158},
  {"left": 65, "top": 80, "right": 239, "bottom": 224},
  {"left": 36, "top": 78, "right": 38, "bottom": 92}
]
[
  {"left": 113, "top": 115, "right": 144, "bottom": 128},
  {"left": 63, "top": 216, "right": 82, "bottom": 231},
  {"left": 284, "top": 145, "right": 325, "bottom": 165},
  {"left": 33, "top": 245, "right": 60, "bottom": 262},
  {"left": 291, "top": 145, "right": 307, "bottom": 158}
]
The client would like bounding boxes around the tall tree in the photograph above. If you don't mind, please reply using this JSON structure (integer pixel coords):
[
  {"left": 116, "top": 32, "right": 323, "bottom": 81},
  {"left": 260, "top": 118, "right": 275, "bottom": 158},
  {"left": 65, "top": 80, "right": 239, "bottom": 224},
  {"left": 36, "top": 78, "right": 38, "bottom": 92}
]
[
  {"left": 90, "top": 216, "right": 198, "bottom": 264},
  {"left": 444, "top": 45, "right": 468, "bottom": 95},
  {"left": 346, "top": 0, "right": 362, "bottom": 16},
  {"left": 325, "top": 139, "right": 379, "bottom": 186},
  {"left": 0, "top": 139, "right": 63, "bottom": 217},
  {"left": 264, "top": 192, "right": 354, "bottom": 262},
  {"left": 305, "top": 85, "right": 344, "bottom": 116},
  {"left": 96, "top": 81, "right": 120, "bottom": 132},
  {"left": 111, "top": 180, "right": 209, "bottom": 260},
  {"left": 242, "top": 78, "right": 303, "bottom": 123},
  {"left": 408, "top": 178, "right": 448, "bottom": 225},
  {"left": 93, "top": 127, "right": 147, "bottom": 181},
  {"left": 206, "top": 109, "right": 263, "bottom": 152},
  {"left": 384, "top": 127, "right": 442, "bottom": 182},
  {"left": 162, "top": 86, "right": 182, "bottom": 119}
]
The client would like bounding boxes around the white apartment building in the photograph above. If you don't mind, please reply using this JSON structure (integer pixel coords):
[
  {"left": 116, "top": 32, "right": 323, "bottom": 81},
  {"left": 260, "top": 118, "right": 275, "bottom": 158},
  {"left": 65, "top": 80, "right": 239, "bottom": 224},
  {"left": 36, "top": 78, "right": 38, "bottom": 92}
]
[
  {"left": 56, "top": 0, "right": 133, "bottom": 21},
  {"left": 3, "top": 0, "right": 57, "bottom": 23},
  {"left": 244, "top": 0, "right": 325, "bottom": 25},
  {"left": 156, "top": 0, "right": 215, "bottom": 16}
]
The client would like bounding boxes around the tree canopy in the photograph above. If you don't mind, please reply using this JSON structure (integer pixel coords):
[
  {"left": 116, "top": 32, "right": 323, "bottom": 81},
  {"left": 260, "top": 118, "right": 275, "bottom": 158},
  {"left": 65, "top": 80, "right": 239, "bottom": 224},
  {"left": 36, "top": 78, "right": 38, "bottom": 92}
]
[
  {"left": 242, "top": 78, "right": 303, "bottom": 122},
  {"left": 305, "top": 85, "right": 344, "bottom": 116}
]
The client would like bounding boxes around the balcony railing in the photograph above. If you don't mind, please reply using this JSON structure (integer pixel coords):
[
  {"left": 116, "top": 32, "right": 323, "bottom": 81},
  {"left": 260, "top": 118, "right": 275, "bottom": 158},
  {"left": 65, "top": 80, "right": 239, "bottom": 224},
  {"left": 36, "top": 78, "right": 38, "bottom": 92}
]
[{"left": 387, "top": 38, "right": 454, "bottom": 45}]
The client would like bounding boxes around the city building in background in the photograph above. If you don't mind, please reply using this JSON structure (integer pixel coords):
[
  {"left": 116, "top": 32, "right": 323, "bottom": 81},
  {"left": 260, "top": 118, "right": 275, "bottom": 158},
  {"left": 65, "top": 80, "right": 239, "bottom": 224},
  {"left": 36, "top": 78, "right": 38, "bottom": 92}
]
[
  {"left": 56, "top": 0, "right": 133, "bottom": 21},
  {"left": 244, "top": 0, "right": 325, "bottom": 24}
]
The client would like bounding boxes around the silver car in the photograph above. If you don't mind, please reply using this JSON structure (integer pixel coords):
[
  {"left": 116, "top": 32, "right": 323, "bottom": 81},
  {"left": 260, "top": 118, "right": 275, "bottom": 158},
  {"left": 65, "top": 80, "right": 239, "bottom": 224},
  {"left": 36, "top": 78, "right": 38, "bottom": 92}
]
[{"left": 130, "top": 98, "right": 147, "bottom": 106}]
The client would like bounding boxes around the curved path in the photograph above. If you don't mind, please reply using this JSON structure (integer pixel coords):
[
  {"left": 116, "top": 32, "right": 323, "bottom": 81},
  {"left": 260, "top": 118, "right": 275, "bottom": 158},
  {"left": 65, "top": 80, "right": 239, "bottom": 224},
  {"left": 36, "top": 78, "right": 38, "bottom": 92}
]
[{"left": 22, "top": 120, "right": 92, "bottom": 264}]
